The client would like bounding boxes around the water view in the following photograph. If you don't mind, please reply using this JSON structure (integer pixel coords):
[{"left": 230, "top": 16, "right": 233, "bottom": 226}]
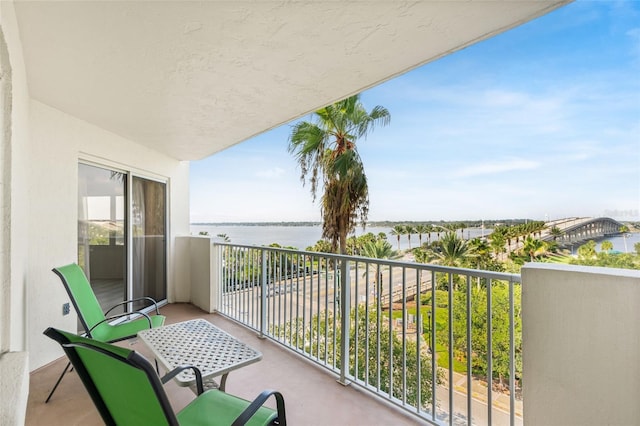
[{"left": 190, "top": 223, "right": 639, "bottom": 254}]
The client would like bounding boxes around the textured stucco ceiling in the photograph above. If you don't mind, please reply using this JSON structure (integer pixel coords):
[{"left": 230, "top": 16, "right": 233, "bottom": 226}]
[{"left": 14, "top": 1, "right": 569, "bottom": 160}]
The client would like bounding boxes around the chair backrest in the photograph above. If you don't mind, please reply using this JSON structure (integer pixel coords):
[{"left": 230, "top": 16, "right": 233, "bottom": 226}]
[
  {"left": 44, "top": 327, "right": 179, "bottom": 426},
  {"left": 53, "top": 264, "right": 107, "bottom": 338}
]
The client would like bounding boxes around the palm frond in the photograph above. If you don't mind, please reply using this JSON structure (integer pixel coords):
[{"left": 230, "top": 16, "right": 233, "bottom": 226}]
[{"left": 287, "top": 93, "right": 389, "bottom": 253}]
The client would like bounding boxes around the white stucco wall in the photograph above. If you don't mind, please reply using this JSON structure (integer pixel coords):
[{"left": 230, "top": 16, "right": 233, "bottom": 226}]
[
  {"left": 1, "top": 2, "right": 36, "bottom": 423},
  {"left": 28, "top": 101, "right": 190, "bottom": 370},
  {"left": 2, "top": 3, "right": 192, "bottom": 418},
  {"left": 0, "top": 9, "right": 11, "bottom": 356},
  {"left": 522, "top": 263, "right": 640, "bottom": 425},
  {"left": 180, "top": 236, "right": 216, "bottom": 313},
  {"left": 1, "top": 0, "right": 30, "bottom": 357}
]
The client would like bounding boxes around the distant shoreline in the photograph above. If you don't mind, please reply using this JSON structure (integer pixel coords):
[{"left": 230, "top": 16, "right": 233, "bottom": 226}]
[
  {"left": 192, "top": 222, "right": 321, "bottom": 227},
  {"left": 190, "top": 219, "right": 553, "bottom": 227},
  {"left": 190, "top": 222, "right": 639, "bottom": 253}
]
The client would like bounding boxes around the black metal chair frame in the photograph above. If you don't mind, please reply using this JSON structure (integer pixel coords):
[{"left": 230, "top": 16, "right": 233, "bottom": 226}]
[
  {"left": 46, "top": 264, "right": 164, "bottom": 403},
  {"left": 43, "top": 327, "right": 287, "bottom": 426}
]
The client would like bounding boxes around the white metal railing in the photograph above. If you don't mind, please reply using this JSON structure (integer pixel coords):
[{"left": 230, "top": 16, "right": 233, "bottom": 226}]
[{"left": 215, "top": 243, "right": 522, "bottom": 426}]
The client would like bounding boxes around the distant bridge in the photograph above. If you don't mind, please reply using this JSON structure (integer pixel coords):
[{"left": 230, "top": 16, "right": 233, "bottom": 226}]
[
  {"left": 500, "top": 217, "right": 625, "bottom": 254},
  {"left": 540, "top": 217, "right": 624, "bottom": 246}
]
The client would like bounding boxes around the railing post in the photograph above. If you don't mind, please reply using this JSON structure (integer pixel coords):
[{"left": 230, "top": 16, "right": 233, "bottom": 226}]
[
  {"left": 260, "top": 249, "right": 267, "bottom": 338},
  {"left": 338, "top": 258, "right": 350, "bottom": 385},
  {"left": 211, "top": 243, "right": 221, "bottom": 312}
]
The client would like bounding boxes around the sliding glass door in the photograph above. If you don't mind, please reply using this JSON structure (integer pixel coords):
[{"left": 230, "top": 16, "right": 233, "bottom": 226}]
[
  {"left": 132, "top": 176, "right": 166, "bottom": 307},
  {"left": 78, "top": 163, "right": 166, "bottom": 317},
  {"left": 78, "top": 164, "right": 127, "bottom": 313}
]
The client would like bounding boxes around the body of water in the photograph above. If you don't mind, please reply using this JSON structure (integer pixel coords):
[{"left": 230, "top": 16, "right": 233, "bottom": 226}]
[
  {"left": 191, "top": 224, "right": 640, "bottom": 255},
  {"left": 583, "top": 233, "right": 640, "bottom": 255},
  {"left": 190, "top": 224, "right": 489, "bottom": 251}
]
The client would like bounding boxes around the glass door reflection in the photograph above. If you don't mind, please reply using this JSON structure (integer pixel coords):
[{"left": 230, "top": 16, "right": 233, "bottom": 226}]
[{"left": 78, "top": 164, "right": 127, "bottom": 320}]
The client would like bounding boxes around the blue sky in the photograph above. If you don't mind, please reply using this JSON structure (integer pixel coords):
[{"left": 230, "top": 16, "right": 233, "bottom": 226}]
[{"left": 190, "top": 1, "right": 640, "bottom": 223}]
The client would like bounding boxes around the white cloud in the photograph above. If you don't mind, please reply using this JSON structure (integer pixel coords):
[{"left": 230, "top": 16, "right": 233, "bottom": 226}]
[
  {"left": 255, "top": 167, "right": 285, "bottom": 178},
  {"left": 626, "top": 27, "right": 640, "bottom": 65},
  {"left": 482, "top": 90, "right": 528, "bottom": 107},
  {"left": 453, "top": 159, "right": 540, "bottom": 178}
]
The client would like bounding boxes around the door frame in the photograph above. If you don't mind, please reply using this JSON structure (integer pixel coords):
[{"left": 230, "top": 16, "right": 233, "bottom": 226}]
[{"left": 78, "top": 156, "right": 169, "bottom": 310}]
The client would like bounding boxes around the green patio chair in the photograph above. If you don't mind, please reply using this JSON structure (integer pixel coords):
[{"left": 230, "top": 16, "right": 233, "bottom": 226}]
[
  {"left": 46, "top": 263, "right": 166, "bottom": 402},
  {"left": 43, "top": 327, "right": 287, "bottom": 426}
]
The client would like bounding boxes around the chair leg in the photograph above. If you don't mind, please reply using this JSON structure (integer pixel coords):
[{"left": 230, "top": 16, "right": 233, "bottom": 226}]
[
  {"left": 219, "top": 373, "right": 228, "bottom": 392},
  {"left": 45, "top": 361, "right": 71, "bottom": 403}
]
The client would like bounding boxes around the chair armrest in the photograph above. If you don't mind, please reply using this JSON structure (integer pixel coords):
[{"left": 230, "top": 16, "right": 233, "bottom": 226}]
[
  {"left": 231, "top": 390, "right": 287, "bottom": 426},
  {"left": 87, "top": 311, "right": 153, "bottom": 335},
  {"left": 104, "top": 296, "right": 161, "bottom": 317},
  {"left": 161, "top": 365, "right": 204, "bottom": 395}
]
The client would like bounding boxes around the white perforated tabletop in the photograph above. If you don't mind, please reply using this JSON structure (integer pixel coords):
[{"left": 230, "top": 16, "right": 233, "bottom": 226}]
[{"left": 137, "top": 319, "right": 262, "bottom": 390}]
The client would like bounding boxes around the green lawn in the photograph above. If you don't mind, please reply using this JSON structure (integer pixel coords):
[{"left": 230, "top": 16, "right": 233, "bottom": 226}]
[{"left": 390, "top": 302, "right": 467, "bottom": 372}]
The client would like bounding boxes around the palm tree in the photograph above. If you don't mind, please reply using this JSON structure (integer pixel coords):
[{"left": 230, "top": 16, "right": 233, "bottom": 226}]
[
  {"left": 433, "top": 231, "right": 475, "bottom": 267},
  {"left": 405, "top": 225, "right": 416, "bottom": 250},
  {"left": 216, "top": 233, "right": 230, "bottom": 242},
  {"left": 550, "top": 226, "right": 563, "bottom": 242},
  {"left": 489, "top": 228, "right": 507, "bottom": 258},
  {"left": 360, "top": 239, "right": 399, "bottom": 306},
  {"left": 413, "top": 247, "right": 434, "bottom": 264},
  {"left": 427, "top": 224, "right": 435, "bottom": 245},
  {"left": 469, "top": 238, "right": 492, "bottom": 268},
  {"left": 577, "top": 240, "right": 597, "bottom": 259},
  {"left": 288, "top": 94, "right": 390, "bottom": 254},
  {"left": 522, "top": 236, "right": 547, "bottom": 261},
  {"left": 414, "top": 224, "right": 429, "bottom": 247},
  {"left": 600, "top": 240, "right": 614, "bottom": 253},
  {"left": 360, "top": 238, "right": 398, "bottom": 260},
  {"left": 468, "top": 238, "right": 492, "bottom": 290},
  {"left": 432, "top": 231, "right": 476, "bottom": 291},
  {"left": 390, "top": 225, "right": 406, "bottom": 251}
]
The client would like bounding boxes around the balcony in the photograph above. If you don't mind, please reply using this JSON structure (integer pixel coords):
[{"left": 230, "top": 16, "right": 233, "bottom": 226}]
[
  {"left": 27, "top": 302, "right": 423, "bottom": 425},
  {"left": 25, "top": 241, "right": 640, "bottom": 425}
]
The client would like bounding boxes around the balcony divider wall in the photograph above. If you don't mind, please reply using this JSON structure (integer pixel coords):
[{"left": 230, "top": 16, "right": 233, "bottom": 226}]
[{"left": 522, "top": 263, "right": 640, "bottom": 426}]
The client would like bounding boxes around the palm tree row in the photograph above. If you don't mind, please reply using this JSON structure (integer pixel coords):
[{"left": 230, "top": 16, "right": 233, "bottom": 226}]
[
  {"left": 488, "top": 221, "right": 547, "bottom": 256},
  {"left": 413, "top": 226, "right": 563, "bottom": 274},
  {"left": 389, "top": 223, "right": 470, "bottom": 251}
]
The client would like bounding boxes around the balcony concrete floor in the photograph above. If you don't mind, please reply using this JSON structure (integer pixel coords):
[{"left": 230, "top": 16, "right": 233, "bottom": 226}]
[{"left": 27, "top": 302, "right": 422, "bottom": 425}]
